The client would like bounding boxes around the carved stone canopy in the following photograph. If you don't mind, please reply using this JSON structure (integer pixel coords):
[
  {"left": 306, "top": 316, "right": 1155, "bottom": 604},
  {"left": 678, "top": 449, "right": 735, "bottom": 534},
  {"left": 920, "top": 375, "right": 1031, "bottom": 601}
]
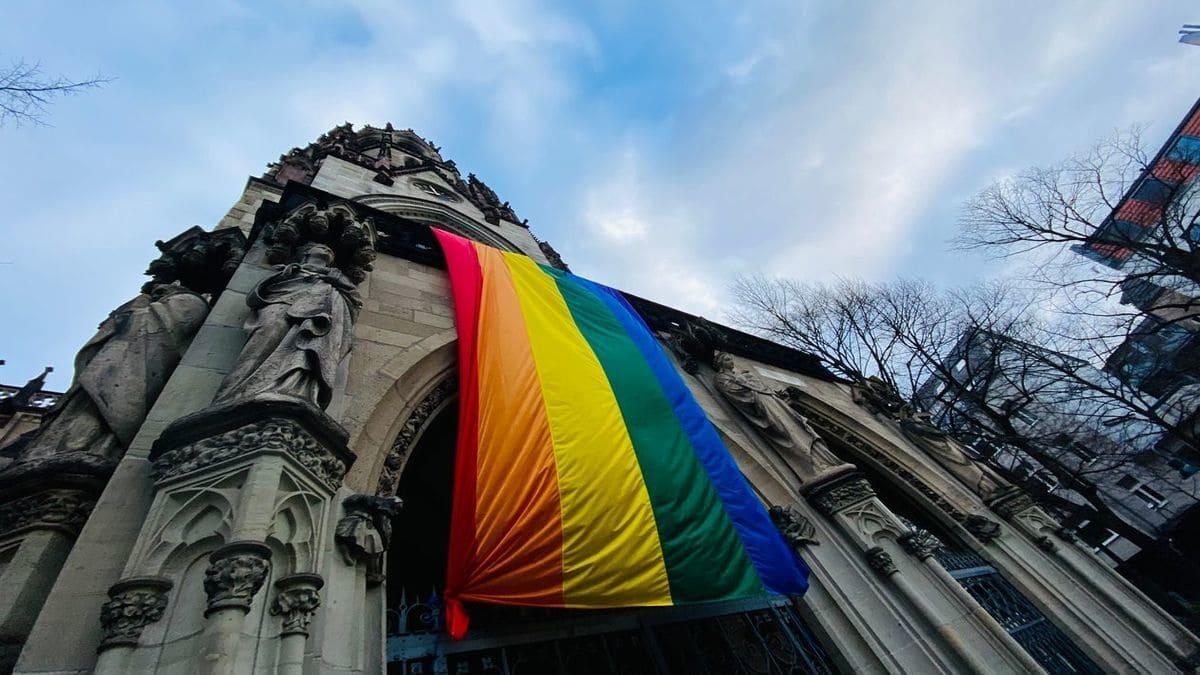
[
  {"left": 142, "top": 226, "right": 247, "bottom": 296},
  {"left": 262, "top": 202, "right": 376, "bottom": 284}
]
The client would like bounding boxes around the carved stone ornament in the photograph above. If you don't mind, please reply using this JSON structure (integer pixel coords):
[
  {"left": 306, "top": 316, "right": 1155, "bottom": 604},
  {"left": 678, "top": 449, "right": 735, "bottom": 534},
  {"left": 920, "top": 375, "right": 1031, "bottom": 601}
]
[
  {"left": 898, "top": 528, "right": 944, "bottom": 560},
  {"left": 142, "top": 226, "right": 246, "bottom": 296},
  {"left": 986, "top": 487, "right": 1038, "bottom": 521},
  {"left": 204, "top": 541, "right": 272, "bottom": 616},
  {"left": 769, "top": 504, "right": 819, "bottom": 549},
  {"left": 864, "top": 547, "right": 899, "bottom": 576},
  {"left": 336, "top": 495, "right": 403, "bottom": 585},
  {"left": 804, "top": 471, "right": 876, "bottom": 516},
  {"left": 271, "top": 573, "right": 324, "bottom": 637},
  {"left": 1035, "top": 536, "right": 1059, "bottom": 553},
  {"left": 963, "top": 514, "right": 1002, "bottom": 544},
  {"left": 785, "top": 395, "right": 969, "bottom": 523},
  {"left": 152, "top": 416, "right": 350, "bottom": 490},
  {"left": 0, "top": 488, "right": 96, "bottom": 539},
  {"left": 261, "top": 202, "right": 376, "bottom": 284},
  {"left": 376, "top": 378, "right": 456, "bottom": 497},
  {"left": 712, "top": 352, "right": 848, "bottom": 483},
  {"left": 97, "top": 576, "right": 173, "bottom": 652}
]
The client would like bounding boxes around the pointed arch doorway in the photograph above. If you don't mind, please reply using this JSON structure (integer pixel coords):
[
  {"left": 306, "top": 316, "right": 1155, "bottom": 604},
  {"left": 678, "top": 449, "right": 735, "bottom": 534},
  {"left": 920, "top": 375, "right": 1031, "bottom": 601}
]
[{"left": 381, "top": 393, "right": 840, "bottom": 674}]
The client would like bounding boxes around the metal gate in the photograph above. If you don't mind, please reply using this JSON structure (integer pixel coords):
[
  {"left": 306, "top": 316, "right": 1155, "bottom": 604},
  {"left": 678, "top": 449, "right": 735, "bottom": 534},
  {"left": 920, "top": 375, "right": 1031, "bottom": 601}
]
[
  {"left": 386, "top": 592, "right": 840, "bottom": 674},
  {"left": 933, "top": 546, "right": 1104, "bottom": 674}
]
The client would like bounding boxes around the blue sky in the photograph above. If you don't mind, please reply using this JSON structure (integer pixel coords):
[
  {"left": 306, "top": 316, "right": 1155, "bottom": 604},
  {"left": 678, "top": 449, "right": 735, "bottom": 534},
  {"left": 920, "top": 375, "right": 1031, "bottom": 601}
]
[{"left": 2, "top": 1, "right": 1199, "bottom": 390}]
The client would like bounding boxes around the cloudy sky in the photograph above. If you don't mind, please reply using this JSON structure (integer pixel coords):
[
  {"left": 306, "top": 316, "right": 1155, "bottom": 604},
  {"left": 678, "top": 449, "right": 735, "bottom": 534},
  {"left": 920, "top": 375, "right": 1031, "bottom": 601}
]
[{"left": 2, "top": 1, "right": 1199, "bottom": 390}]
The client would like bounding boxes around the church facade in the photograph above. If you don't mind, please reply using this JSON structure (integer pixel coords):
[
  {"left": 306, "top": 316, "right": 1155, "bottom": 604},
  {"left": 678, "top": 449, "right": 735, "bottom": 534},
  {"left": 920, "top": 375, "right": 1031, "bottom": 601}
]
[{"left": 0, "top": 124, "right": 1197, "bottom": 674}]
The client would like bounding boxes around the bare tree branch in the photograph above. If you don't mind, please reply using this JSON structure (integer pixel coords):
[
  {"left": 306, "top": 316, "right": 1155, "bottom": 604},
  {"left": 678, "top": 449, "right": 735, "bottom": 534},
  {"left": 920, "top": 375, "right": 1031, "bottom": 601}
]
[{"left": 0, "top": 58, "right": 112, "bottom": 127}]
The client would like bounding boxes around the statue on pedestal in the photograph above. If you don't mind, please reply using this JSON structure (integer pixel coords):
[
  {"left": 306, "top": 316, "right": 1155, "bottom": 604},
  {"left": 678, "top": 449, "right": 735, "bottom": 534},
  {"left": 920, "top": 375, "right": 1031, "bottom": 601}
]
[
  {"left": 897, "top": 408, "right": 1007, "bottom": 501},
  {"left": 22, "top": 284, "right": 209, "bottom": 461},
  {"left": 712, "top": 352, "right": 846, "bottom": 482},
  {"left": 216, "top": 243, "right": 361, "bottom": 410}
]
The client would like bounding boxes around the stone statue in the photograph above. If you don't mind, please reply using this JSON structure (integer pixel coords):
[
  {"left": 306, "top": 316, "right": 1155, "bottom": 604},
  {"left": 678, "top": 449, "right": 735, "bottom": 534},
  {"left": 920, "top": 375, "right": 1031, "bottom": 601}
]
[
  {"left": 216, "top": 243, "right": 361, "bottom": 410},
  {"left": 712, "top": 352, "right": 845, "bottom": 482},
  {"left": 335, "top": 495, "right": 403, "bottom": 584},
  {"left": 898, "top": 409, "right": 1006, "bottom": 500},
  {"left": 22, "top": 284, "right": 209, "bottom": 461}
]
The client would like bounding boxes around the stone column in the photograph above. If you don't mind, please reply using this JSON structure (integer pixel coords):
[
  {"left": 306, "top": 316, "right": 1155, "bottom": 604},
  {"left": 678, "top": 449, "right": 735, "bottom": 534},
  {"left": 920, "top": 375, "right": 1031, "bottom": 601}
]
[
  {"left": 92, "top": 576, "right": 173, "bottom": 673},
  {"left": 0, "top": 478, "right": 101, "bottom": 669},
  {"left": 803, "top": 471, "right": 1027, "bottom": 674},
  {"left": 990, "top": 490, "right": 1200, "bottom": 667},
  {"left": 199, "top": 542, "right": 272, "bottom": 675},
  {"left": 271, "top": 573, "right": 324, "bottom": 675}
]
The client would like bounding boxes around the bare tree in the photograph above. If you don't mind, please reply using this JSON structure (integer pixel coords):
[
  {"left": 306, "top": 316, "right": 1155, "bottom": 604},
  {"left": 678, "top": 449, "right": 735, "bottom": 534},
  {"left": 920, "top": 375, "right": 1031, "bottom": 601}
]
[
  {"left": 0, "top": 58, "right": 111, "bottom": 127},
  {"left": 955, "top": 128, "right": 1200, "bottom": 291},
  {"left": 729, "top": 276, "right": 1198, "bottom": 552}
]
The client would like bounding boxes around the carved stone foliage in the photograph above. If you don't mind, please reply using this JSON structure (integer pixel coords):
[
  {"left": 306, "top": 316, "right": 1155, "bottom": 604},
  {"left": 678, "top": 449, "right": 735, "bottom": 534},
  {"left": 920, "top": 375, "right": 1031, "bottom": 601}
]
[
  {"left": 0, "top": 488, "right": 96, "bottom": 538},
  {"left": 898, "top": 528, "right": 944, "bottom": 560},
  {"left": 152, "top": 417, "right": 349, "bottom": 490},
  {"left": 204, "top": 542, "right": 272, "bottom": 616},
  {"left": 270, "top": 574, "right": 324, "bottom": 637},
  {"left": 97, "top": 576, "right": 173, "bottom": 652},
  {"left": 805, "top": 472, "right": 875, "bottom": 516},
  {"left": 769, "top": 504, "right": 819, "bottom": 549},
  {"left": 864, "top": 547, "right": 899, "bottom": 576},
  {"left": 261, "top": 202, "right": 376, "bottom": 284},
  {"left": 142, "top": 226, "right": 246, "bottom": 296},
  {"left": 336, "top": 495, "right": 402, "bottom": 585},
  {"left": 787, "top": 396, "right": 969, "bottom": 523},
  {"left": 963, "top": 514, "right": 1002, "bottom": 544},
  {"left": 376, "top": 378, "right": 456, "bottom": 497}
]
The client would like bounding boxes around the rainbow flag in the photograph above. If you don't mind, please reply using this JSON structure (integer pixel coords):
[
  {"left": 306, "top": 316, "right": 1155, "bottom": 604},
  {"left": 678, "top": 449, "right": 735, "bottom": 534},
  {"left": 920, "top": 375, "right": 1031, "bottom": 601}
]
[{"left": 435, "top": 230, "right": 809, "bottom": 638}]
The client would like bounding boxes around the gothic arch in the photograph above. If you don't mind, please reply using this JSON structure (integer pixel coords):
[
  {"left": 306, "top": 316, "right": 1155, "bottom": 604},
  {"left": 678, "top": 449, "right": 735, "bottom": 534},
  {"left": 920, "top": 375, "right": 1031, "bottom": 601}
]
[
  {"left": 350, "top": 194, "right": 523, "bottom": 253},
  {"left": 342, "top": 331, "right": 457, "bottom": 493}
]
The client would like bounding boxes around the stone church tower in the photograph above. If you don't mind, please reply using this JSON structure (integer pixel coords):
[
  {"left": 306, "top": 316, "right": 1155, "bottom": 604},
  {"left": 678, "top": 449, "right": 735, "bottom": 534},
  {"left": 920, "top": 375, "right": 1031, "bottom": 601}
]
[{"left": 1, "top": 124, "right": 1197, "bottom": 674}]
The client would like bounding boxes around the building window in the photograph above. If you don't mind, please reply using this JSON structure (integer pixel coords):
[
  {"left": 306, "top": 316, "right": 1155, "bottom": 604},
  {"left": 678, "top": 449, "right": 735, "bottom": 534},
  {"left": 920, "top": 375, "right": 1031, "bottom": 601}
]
[
  {"left": 953, "top": 358, "right": 967, "bottom": 374},
  {"left": 1134, "top": 484, "right": 1169, "bottom": 510},
  {"left": 1115, "top": 474, "right": 1169, "bottom": 509}
]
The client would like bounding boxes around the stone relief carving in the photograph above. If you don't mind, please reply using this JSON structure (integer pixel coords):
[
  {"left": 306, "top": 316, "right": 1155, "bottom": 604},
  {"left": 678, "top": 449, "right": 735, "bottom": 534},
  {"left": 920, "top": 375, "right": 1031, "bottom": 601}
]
[
  {"left": 215, "top": 242, "right": 362, "bottom": 410},
  {"left": 204, "top": 542, "right": 272, "bottom": 616},
  {"left": 841, "top": 500, "right": 907, "bottom": 540},
  {"left": 897, "top": 410, "right": 1008, "bottom": 501},
  {"left": 963, "top": 514, "right": 1002, "bottom": 544},
  {"left": 0, "top": 488, "right": 96, "bottom": 538},
  {"left": 376, "top": 378, "right": 456, "bottom": 497},
  {"left": 20, "top": 285, "right": 209, "bottom": 463},
  {"left": 864, "top": 547, "right": 899, "bottom": 576},
  {"left": 988, "top": 489, "right": 1038, "bottom": 521},
  {"left": 805, "top": 472, "right": 876, "bottom": 516},
  {"left": 713, "top": 352, "right": 847, "bottom": 483},
  {"left": 336, "top": 495, "right": 402, "bottom": 585},
  {"left": 768, "top": 504, "right": 819, "bottom": 549},
  {"left": 97, "top": 577, "right": 173, "bottom": 651},
  {"left": 785, "top": 394, "right": 969, "bottom": 523},
  {"left": 847, "top": 377, "right": 1012, "bottom": 503},
  {"left": 270, "top": 574, "right": 324, "bottom": 636},
  {"left": 152, "top": 417, "right": 348, "bottom": 490}
]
